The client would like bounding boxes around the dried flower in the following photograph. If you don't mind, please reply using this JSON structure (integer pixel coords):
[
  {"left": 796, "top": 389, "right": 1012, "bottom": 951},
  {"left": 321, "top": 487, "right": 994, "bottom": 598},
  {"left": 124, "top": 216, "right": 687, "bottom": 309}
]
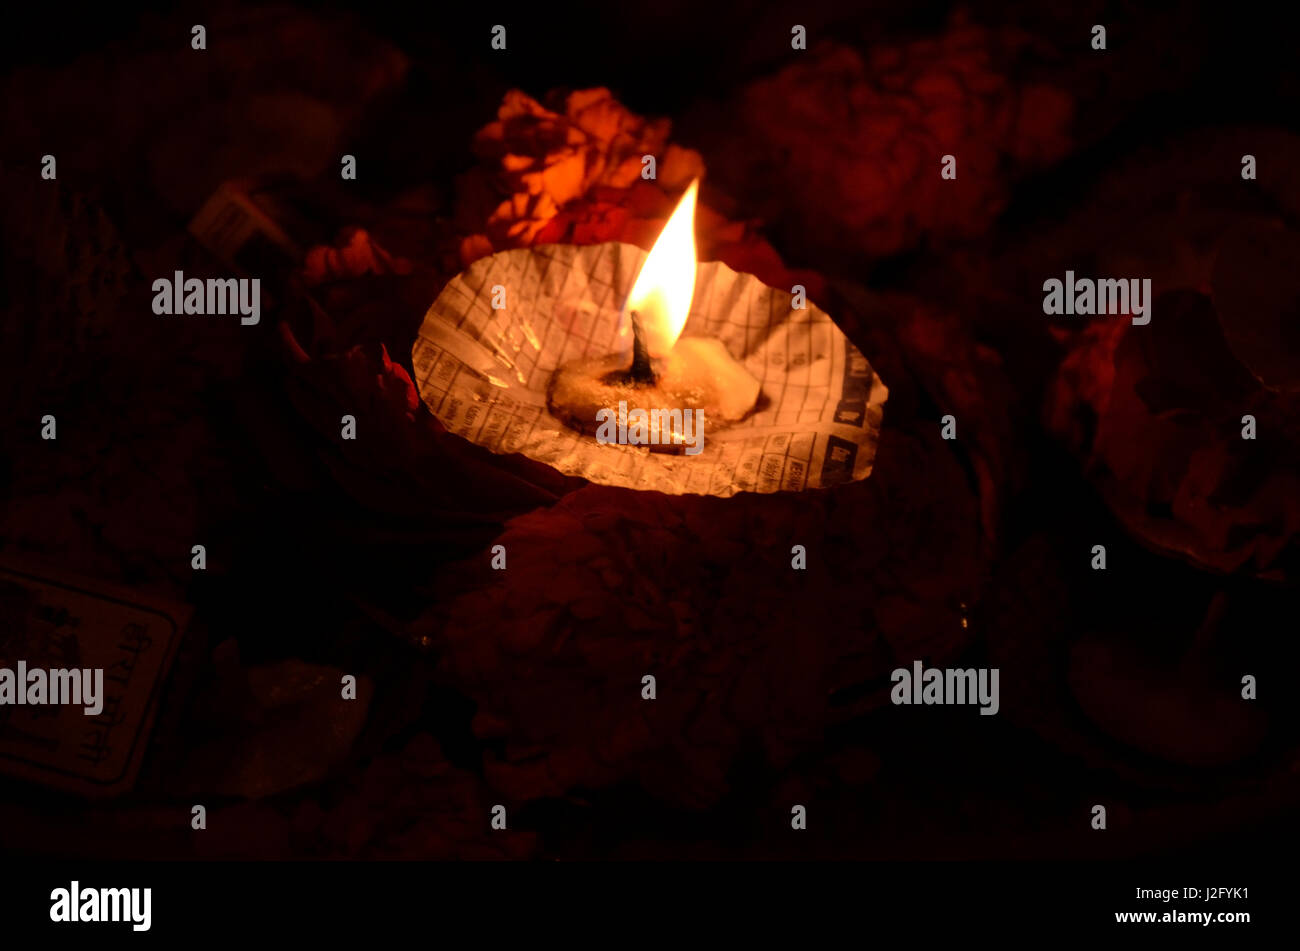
[
  {"left": 302, "top": 227, "right": 412, "bottom": 285},
  {"left": 705, "top": 16, "right": 1073, "bottom": 260},
  {"left": 454, "top": 88, "right": 825, "bottom": 300},
  {"left": 432, "top": 432, "right": 982, "bottom": 809}
]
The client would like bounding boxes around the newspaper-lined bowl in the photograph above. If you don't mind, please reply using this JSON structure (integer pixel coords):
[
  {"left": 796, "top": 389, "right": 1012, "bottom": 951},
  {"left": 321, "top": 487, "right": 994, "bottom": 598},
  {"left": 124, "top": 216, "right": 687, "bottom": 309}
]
[{"left": 412, "top": 242, "right": 887, "bottom": 497}]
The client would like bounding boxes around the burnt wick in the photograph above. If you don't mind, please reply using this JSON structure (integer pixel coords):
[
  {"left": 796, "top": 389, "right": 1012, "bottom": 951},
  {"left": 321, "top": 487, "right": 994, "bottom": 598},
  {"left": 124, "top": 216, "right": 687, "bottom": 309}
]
[{"left": 608, "top": 309, "right": 657, "bottom": 386}]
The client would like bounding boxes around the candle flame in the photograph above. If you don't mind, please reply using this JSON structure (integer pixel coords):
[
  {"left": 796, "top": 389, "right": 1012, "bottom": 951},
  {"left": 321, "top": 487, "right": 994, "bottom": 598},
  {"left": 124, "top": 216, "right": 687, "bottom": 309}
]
[{"left": 625, "top": 179, "right": 698, "bottom": 357}]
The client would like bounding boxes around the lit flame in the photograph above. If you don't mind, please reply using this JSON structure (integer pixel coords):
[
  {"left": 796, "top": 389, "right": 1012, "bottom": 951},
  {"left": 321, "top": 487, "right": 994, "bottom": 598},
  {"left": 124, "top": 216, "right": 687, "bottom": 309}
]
[{"left": 624, "top": 179, "right": 698, "bottom": 357}]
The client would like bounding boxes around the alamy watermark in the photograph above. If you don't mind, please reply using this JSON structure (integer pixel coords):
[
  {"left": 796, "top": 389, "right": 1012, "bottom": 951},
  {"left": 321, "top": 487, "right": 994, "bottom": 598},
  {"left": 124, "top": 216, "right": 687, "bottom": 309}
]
[
  {"left": 1042, "top": 271, "right": 1151, "bottom": 325},
  {"left": 0, "top": 663, "right": 104, "bottom": 715},
  {"left": 595, "top": 401, "right": 704, "bottom": 455},
  {"left": 152, "top": 270, "right": 260, "bottom": 325},
  {"left": 891, "top": 660, "right": 1000, "bottom": 716},
  {"left": 50, "top": 882, "right": 151, "bottom": 932}
]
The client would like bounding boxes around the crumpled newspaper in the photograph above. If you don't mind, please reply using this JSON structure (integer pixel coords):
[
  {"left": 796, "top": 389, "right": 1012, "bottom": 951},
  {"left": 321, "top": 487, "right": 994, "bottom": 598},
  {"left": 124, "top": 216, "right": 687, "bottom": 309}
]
[{"left": 412, "top": 242, "right": 887, "bottom": 496}]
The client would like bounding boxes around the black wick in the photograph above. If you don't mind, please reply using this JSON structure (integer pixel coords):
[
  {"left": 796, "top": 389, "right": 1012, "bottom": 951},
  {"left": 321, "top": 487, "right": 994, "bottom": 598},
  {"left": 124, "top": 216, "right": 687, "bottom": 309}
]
[{"left": 622, "top": 309, "right": 656, "bottom": 385}]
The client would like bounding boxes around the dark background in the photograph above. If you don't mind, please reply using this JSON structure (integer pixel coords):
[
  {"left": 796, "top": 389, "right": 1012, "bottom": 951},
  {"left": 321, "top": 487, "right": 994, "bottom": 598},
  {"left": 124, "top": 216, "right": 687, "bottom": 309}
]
[{"left": 1, "top": 0, "right": 1297, "bottom": 861}]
